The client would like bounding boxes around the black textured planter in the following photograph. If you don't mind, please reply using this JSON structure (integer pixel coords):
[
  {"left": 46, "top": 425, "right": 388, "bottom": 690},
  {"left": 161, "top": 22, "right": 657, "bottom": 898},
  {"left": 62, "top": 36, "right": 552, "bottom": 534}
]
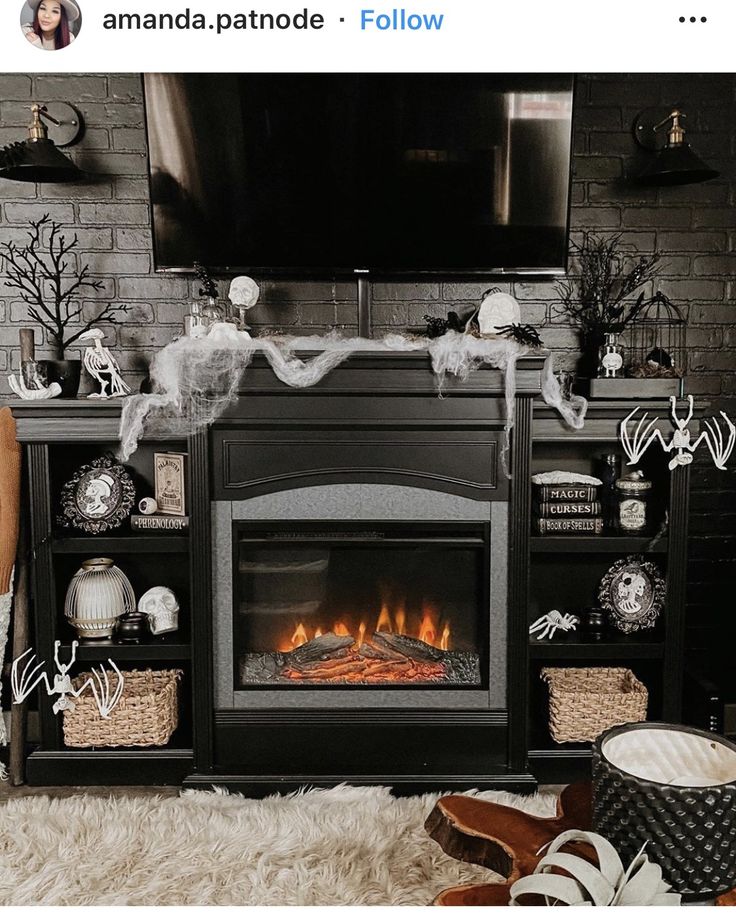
[
  {"left": 593, "top": 722, "right": 736, "bottom": 900},
  {"left": 40, "top": 359, "right": 82, "bottom": 398},
  {"left": 577, "top": 330, "right": 604, "bottom": 381}
]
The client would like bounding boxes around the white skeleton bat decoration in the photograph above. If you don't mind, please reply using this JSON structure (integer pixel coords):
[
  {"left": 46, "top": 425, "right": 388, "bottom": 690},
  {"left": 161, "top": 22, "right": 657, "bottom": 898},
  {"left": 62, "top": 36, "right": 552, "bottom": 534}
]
[
  {"left": 12, "top": 640, "right": 124, "bottom": 718},
  {"left": 620, "top": 395, "right": 735, "bottom": 472}
]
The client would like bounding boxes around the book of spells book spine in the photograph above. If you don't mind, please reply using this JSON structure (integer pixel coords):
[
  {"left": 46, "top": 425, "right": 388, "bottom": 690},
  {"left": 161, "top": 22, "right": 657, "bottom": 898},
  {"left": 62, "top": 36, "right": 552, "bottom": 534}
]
[{"left": 534, "top": 517, "right": 604, "bottom": 535}]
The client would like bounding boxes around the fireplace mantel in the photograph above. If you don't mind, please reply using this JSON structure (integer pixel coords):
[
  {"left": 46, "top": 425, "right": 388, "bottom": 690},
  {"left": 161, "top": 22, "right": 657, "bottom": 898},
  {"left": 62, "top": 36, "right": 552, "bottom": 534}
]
[
  {"left": 9, "top": 355, "right": 691, "bottom": 793},
  {"left": 8, "top": 350, "right": 547, "bottom": 439}
]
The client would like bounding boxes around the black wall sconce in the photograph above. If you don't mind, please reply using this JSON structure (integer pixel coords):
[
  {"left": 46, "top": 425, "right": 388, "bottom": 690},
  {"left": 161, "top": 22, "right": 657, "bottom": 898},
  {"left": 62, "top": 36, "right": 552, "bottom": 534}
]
[
  {"left": 0, "top": 102, "right": 84, "bottom": 183},
  {"left": 632, "top": 107, "right": 719, "bottom": 186}
]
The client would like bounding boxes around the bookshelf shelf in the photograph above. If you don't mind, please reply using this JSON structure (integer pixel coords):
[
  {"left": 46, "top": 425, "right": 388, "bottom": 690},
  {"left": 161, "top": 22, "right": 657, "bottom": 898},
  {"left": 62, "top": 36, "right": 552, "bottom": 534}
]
[{"left": 530, "top": 535, "right": 668, "bottom": 554}]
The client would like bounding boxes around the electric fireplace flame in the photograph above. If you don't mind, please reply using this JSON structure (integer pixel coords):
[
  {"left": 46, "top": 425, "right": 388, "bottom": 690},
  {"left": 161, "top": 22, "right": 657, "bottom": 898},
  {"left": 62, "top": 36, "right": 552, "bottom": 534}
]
[
  {"left": 240, "top": 600, "right": 480, "bottom": 687},
  {"left": 291, "top": 622, "right": 309, "bottom": 648},
  {"left": 278, "top": 603, "right": 450, "bottom": 654}
]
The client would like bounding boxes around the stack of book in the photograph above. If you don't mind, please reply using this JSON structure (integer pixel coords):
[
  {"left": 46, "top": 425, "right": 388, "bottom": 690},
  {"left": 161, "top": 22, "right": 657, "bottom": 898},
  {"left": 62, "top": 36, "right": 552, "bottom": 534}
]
[{"left": 533, "top": 481, "right": 603, "bottom": 535}]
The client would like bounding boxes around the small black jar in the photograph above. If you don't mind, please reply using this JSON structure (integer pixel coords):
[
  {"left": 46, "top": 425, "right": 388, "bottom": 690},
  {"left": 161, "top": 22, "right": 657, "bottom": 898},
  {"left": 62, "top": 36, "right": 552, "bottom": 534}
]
[{"left": 114, "top": 611, "right": 151, "bottom": 644}]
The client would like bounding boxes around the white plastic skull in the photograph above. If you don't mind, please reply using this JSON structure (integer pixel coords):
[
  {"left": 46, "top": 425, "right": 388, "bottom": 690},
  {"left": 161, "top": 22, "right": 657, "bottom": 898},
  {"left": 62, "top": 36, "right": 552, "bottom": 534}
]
[
  {"left": 228, "top": 276, "right": 260, "bottom": 310},
  {"left": 137, "top": 586, "right": 179, "bottom": 635},
  {"left": 477, "top": 290, "right": 521, "bottom": 336}
]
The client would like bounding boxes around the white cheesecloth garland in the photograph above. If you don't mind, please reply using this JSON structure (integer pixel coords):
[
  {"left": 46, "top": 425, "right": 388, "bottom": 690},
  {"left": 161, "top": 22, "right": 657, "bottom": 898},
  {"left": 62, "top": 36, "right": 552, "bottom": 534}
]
[{"left": 118, "top": 329, "right": 587, "bottom": 468}]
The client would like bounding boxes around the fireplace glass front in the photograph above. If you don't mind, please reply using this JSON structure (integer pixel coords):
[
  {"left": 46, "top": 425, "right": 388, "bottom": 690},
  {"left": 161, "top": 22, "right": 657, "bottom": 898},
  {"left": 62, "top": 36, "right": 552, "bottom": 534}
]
[{"left": 233, "top": 523, "right": 487, "bottom": 688}]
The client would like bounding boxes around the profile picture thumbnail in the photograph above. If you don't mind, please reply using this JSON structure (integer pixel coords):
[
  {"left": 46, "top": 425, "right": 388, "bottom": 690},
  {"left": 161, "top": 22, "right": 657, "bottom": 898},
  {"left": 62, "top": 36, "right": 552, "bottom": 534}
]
[{"left": 21, "top": 0, "right": 81, "bottom": 51}]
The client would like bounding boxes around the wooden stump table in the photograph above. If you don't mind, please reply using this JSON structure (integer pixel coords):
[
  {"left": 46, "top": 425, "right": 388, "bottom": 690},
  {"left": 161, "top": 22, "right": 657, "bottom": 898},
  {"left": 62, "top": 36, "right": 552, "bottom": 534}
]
[
  {"left": 426, "top": 781, "right": 736, "bottom": 905},
  {"left": 425, "top": 782, "right": 592, "bottom": 905}
]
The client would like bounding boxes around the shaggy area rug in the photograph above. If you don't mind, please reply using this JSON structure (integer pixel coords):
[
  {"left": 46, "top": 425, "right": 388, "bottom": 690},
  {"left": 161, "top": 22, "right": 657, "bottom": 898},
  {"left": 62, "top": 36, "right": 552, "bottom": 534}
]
[{"left": 0, "top": 784, "right": 558, "bottom": 905}]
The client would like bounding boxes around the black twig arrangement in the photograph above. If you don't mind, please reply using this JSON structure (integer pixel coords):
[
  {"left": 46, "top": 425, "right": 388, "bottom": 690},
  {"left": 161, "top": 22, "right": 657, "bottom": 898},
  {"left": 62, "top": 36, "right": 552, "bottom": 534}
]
[
  {"left": 497, "top": 323, "right": 544, "bottom": 348},
  {"left": 555, "top": 233, "right": 662, "bottom": 338},
  {"left": 0, "top": 214, "right": 129, "bottom": 359},
  {"left": 194, "top": 261, "right": 218, "bottom": 299}
]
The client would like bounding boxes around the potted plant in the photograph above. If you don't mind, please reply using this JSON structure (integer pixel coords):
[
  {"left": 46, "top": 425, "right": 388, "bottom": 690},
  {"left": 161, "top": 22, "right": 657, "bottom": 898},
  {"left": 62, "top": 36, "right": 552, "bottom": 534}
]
[
  {"left": 555, "top": 233, "right": 662, "bottom": 379},
  {"left": 0, "top": 215, "right": 129, "bottom": 397}
]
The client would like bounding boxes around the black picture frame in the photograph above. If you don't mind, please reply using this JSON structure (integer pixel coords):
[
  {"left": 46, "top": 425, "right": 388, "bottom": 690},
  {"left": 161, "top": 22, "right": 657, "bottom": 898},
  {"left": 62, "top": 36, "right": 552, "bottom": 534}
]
[
  {"left": 597, "top": 554, "right": 666, "bottom": 634},
  {"left": 58, "top": 455, "right": 136, "bottom": 534}
]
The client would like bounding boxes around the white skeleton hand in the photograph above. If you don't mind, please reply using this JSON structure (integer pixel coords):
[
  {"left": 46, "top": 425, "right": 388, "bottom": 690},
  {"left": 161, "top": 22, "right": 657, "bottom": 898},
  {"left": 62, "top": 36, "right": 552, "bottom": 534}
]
[{"left": 8, "top": 373, "right": 61, "bottom": 400}]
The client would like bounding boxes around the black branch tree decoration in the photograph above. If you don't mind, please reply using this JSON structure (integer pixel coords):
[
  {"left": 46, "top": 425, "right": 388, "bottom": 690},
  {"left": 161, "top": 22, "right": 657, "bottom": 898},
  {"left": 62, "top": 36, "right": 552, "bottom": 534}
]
[
  {"left": 0, "top": 214, "right": 129, "bottom": 359},
  {"left": 555, "top": 232, "right": 662, "bottom": 340}
]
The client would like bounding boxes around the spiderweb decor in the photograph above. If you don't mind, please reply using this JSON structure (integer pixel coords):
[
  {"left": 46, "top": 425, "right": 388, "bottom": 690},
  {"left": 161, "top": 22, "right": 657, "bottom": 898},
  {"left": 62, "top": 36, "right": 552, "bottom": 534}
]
[{"left": 118, "top": 327, "right": 587, "bottom": 472}]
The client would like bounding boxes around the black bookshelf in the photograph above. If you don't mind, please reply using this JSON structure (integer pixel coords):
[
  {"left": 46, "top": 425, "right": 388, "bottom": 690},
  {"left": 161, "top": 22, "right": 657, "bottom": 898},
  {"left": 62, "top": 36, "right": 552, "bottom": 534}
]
[
  {"left": 8, "top": 408, "right": 198, "bottom": 787},
  {"left": 528, "top": 401, "right": 694, "bottom": 783}
]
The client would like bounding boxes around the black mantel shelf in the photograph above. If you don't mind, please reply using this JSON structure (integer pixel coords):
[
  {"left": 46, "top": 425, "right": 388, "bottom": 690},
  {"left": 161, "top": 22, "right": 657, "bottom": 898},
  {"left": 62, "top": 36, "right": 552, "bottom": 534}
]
[{"left": 4, "top": 351, "right": 549, "bottom": 442}]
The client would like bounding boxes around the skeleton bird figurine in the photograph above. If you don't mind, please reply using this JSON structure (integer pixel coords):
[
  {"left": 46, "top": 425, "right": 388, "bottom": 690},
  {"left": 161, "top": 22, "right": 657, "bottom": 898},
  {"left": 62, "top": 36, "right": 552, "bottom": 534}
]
[
  {"left": 80, "top": 329, "right": 130, "bottom": 399},
  {"left": 12, "top": 640, "right": 124, "bottom": 718},
  {"left": 621, "top": 395, "right": 735, "bottom": 471}
]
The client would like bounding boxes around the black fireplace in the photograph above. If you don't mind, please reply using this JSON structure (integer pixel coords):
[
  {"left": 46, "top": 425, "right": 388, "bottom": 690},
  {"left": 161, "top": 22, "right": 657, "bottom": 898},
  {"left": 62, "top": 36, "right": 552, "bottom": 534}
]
[
  {"left": 200, "top": 353, "right": 536, "bottom": 793},
  {"left": 233, "top": 522, "right": 488, "bottom": 689}
]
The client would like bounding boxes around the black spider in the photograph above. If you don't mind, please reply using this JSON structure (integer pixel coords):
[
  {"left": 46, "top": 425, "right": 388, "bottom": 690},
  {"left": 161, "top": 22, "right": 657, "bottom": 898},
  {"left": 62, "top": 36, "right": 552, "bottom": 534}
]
[{"left": 496, "top": 323, "right": 544, "bottom": 347}]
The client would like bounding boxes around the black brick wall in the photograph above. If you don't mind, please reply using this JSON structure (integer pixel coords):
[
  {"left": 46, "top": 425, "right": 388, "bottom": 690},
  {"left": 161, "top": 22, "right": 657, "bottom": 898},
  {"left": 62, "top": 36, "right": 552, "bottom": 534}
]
[{"left": 0, "top": 73, "right": 734, "bottom": 669}]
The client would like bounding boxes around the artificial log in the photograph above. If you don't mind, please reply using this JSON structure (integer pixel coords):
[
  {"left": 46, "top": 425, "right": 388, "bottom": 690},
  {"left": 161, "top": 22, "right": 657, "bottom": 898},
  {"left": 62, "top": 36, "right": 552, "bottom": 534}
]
[
  {"left": 373, "top": 631, "right": 444, "bottom": 661},
  {"left": 283, "top": 659, "right": 368, "bottom": 680},
  {"left": 359, "top": 641, "right": 403, "bottom": 661},
  {"left": 295, "top": 651, "right": 354, "bottom": 669},
  {"left": 425, "top": 781, "right": 593, "bottom": 906},
  {"left": 287, "top": 633, "right": 354, "bottom": 664}
]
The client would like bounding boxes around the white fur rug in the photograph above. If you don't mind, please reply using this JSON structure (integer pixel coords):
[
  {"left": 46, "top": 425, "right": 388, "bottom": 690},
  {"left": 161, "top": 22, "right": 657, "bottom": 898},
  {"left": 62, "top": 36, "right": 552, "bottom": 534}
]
[{"left": 0, "top": 784, "right": 557, "bottom": 905}]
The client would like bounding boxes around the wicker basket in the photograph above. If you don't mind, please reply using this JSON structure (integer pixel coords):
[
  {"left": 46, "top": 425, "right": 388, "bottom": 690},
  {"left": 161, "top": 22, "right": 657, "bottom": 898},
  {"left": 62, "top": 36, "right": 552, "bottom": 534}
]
[
  {"left": 63, "top": 669, "right": 182, "bottom": 748},
  {"left": 541, "top": 667, "right": 648, "bottom": 744}
]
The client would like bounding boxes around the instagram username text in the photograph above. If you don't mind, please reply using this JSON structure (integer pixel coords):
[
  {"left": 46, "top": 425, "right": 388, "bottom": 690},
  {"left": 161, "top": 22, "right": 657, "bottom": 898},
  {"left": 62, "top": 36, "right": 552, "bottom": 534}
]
[{"left": 103, "top": 8, "right": 327, "bottom": 32}]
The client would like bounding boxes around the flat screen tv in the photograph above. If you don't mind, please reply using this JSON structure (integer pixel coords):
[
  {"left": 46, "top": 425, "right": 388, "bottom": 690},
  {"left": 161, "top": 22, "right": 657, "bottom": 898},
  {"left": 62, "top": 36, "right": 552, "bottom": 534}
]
[{"left": 143, "top": 74, "right": 574, "bottom": 276}]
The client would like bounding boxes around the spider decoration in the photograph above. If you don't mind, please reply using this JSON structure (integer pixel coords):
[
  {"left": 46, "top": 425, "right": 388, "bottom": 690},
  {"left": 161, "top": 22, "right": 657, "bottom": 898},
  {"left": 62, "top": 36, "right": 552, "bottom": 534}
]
[
  {"left": 12, "top": 640, "right": 124, "bottom": 718},
  {"left": 529, "top": 611, "right": 580, "bottom": 641},
  {"left": 496, "top": 324, "right": 544, "bottom": 348},
  {"left": 423, "top": 311, "right": 466, "bottom": 339},
  {"left": 621, "top": 395, "right": 735, "bottom": 472}
]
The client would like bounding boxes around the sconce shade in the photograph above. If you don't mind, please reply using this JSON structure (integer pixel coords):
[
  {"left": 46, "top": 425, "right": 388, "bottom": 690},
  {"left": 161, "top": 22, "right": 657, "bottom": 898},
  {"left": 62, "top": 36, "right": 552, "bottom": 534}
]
[
  {"left": 638, "top": 142, "right": 719, "bottom": 186},
  {"left": 633, "top": 107, "right": 719, "bottom": 186},
  {"left": 0, "top": 102, "right": 84, "bottom": 183},
  {"left": 0, "top": 138, "right": 83, "bottom": 183}
]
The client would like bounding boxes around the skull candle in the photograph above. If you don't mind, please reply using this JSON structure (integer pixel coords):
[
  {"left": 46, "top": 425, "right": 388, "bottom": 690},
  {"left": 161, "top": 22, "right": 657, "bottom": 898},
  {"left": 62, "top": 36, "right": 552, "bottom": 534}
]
[
  {"left": 228, "top": 276, "right": 260, "bottom": 333},
  {"left": 137, "top": 586, "right": 179, "bottom": 635}
]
